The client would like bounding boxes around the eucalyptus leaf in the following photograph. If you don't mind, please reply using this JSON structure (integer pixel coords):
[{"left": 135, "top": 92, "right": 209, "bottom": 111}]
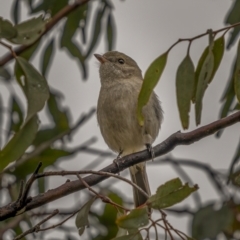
[
  {"left": 112, "top": 232, "right": 143, "bottom": 240},
  {"left": 7, "top": 96, "right": 24, "bottom": 136},
  {"left": 147, "top": 178, "right": 198, "bottom": 209},
  {"left": 192, "top": 36, "right": 224, "bottom": 103},
  {"left": 195, "top": 50, "right": 214, "bottom": 125},
  {"left": 11, "top": 15, "right": 46, "bottom": 45},
  {"left": 116, "top": 207, "right": 149, "bottom": 230},
  {"left": 85, "top": 3, "right": 107, "bottom": 57},
  {"left": 75, "top": 197, "right": 97, "bottom": 236},
  {"left": 41, "top": 38, "right": 55, "bottom": 77},
  {"left": 11, "top": 0, "right": 20, "bottom": 24},
  {"left": 0, "top": 115, "right": 38, "bottom": 172},
  {"left": 225, "top": 0, "right": 240, "bottom": 49},
  {"left": 137, "top": 52, "right": 168, "bottom": 126},
  {"left": 176, "top": 54, "right": 195, "bottom": 129},
  {"left": 0, "top": 66, "right": 11, "bottom": 81},
  {"left": 0, "top": 17, "right": 17, "bottom": 39},
  {"left": 192, "top": 203, "right": 234, "bottom": 239},
  {"left": 234, "top": 40, "right": 240, "bottom": 103},
  {"left": 60, "top": 5, "right": 88, "bottom": 78},
  {"left": 106, "top": 11, "right": 115, "bottom": 51},
  {"left": 16, "top": 56, "right": 49, "bottom": 123}
]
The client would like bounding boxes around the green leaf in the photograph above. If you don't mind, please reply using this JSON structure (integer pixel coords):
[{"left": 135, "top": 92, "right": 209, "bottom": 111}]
[
  {"left": 16, "top": 56, "right": 49, "bottom": 123},
  {"left": 7, "top": 96, "right": 24, "bottom": 136},
  {"left": 85, "top": 3, "right": 107, "bottom": 58},
  {"left": 106, "top": 11, "right": 115, "bottom": 51},
  {"left": 116, "top": 207, "right": 149, "bottom": 230},
  {"left": 0, "top": 17, "right": 17, "bottom": 39},
  {"left": 47, "top": 90, "right": 70, "bottom": 131},
  {"left": 41, "top": 38, "right": 55, "bottom": 77},
  {"left": 137, "top": 52, "right": 168, "bottom": 126},
  {"left": 234, "top": 40, "right": 240, "bottom": 103},
  {"left": 11, "top": 0, "right": 20, "bottom": 24},
  {"left": 0, "top": 115, "right": 38, "bottom": 171},
  {"left": 192, "top": 36, "right": 224, "bottom": 103},
  {"left": 31, "top": 0, "right": 68, "bottom": 17},
  {"left": 112, "top": 232, "right": 143, "bottom": 240},
  {"left": 210, "top": 36, "right": 225, "bottom": 83},
  {"left": 147, "top": 178, "right": 198, "bottom": 209},
  {"left": 225, "top": 0, "right": 240, "bottom": 49},
  {"left": 228, "top": 139, "right": 240, "bottom": 185},
  {"left": 195, "top": 50, "right": 214, "bottom": 125},
  {"left": 13, "top": 148, "right": 73, "bottom": 179},
  {"left": 60, "top": 5, "right": 88, "bottom": 78},
  {"left": 176, "top": 54, "right": 195, "bottom": 129},
  {"left": 75, "top": 197, "right": 97, "bottom": 236},
  {"left": 0, "top": 66, "right": 11, "bottom": 81},
  {"left": 10, "top": 15, "right": 46, "bottom": 45},
  {"left": 192, "top": 203, "right": 234, "bottom": 239}
]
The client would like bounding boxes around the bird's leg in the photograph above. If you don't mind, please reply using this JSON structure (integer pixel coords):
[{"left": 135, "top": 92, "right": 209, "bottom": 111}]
[
  {"left": 146, "top": 144, "right": 155, "bottom": 161},
  {"left": 113, "top": 149, "right": 123, "bottom": 175}
]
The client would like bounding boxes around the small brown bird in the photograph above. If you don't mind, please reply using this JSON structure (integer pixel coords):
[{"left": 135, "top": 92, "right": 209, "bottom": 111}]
[{"left": 95, "top": 51, "right": 163, "bottom": 208}]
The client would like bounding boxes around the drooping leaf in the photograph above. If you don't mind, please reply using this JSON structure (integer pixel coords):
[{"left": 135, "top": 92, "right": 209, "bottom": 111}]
[
  {"left": 195, "top": 49, "right": 214, "bottom": 125},
  {"left": 7, "top": 96, "right": 24, "bottom": 136},
  {"left": 41, "top": 38, "right": 55, "bottom": 76},
  {"left": 147, "top": 178, "right": 198, "bottom": 209},
  {"left": 75, "top": 197, "right": 97, "bottom": 236},
  {"left": 13, "top": 148, "right": 73, "bottom": 179},
  {"left": 106, "top": 11, "right": 115, "bottom": 51},
  {"left": 0, "top": 17, "right": 17, "bottom": 39},
  {"left": 116, "top": 207, "right": 149, "bottom": 230},
  {"left": 0, "top": 66, "right": 11, "bottom": 81},
  {"left": 225, "top": 0, "right": 240, "bottom": 49},
  {"left": 234, "top": 40, "right": 240, "bottom": 103},
  {"left": 16, "top": 56, "right": 49, "bottom": 123},
  {"left": 60, "top": 4, "right": 88, "bottom": 78},
  {"left": 137, "top": 52, "right": 168, "bottom": 126},
  {"left": 228, "top": 139, "right": 240, "bottom": 185},
  {"left": 192, "top": 36, "right": 224, "bottom": 103},
  {"left": 31, "top": 0, "right": 68, "bottom": 17},
  {"left": 10, "top": 15, "right": 46, "bottom": 45},
  {"left": 95, "top": 191, "right": 123, "bottom": 239},
  {"left": 192, "top": 203, "right": 234, "bottom": 239},
  {"left": 0, "top": 115, "right": 38, "bottom": 172},
  {"left": 85, "top": 3, "right": 107, "bottom": 58},
  {"left": 112, "top": 232, "right": 143, "bottom": 240},
  {"left": 47, "top": 90, "right": 70, "bottom": 131},
  {"left": 210, "top": 35, "right": 225, "bottom": 83},
  {"left": 176, "top": 54, "right": 195, "bottom": 129},
  {"left": 11, "top": 0, "right": 20, "bottom": 24}
]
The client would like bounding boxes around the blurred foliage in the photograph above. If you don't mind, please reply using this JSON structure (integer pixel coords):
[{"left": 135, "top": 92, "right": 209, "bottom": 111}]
[{"left": 0, "top": 0, "right": 240, "bottom": 240}]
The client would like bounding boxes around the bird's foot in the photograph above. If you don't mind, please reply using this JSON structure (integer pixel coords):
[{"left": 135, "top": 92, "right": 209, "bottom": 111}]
[
  {"left": 113, "top": 150, "right": 123, "bottom": 175},
  {"left": 146, "top": 144, "right": 155, "bottom": 161}
]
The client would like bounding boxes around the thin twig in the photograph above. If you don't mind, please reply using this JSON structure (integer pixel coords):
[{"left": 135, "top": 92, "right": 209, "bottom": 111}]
[
  {"left": 37, "top": 170, "right": 149, "bottom": 200},
  {"left": 0, "top": 111, "right": 239, "bottom": 221},
  {"left": 13, "top": 209, "right": 59, "bottom": 240}
]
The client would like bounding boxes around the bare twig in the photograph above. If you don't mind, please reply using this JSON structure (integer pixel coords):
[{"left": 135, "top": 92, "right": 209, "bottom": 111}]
[
  {"left": 76, "top": 173, "right": 129, "bottom": 211},
  {"left": 13, "top": 209, "right": 59, "bottom": 240},
  {"left": 0, "top": 111, "right": 239, "bottom": 221}
]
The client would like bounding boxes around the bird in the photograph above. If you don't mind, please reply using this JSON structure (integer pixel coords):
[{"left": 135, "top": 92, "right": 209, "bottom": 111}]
[{"left": 95, "top": 51, "right": 163, "bottom": 208}]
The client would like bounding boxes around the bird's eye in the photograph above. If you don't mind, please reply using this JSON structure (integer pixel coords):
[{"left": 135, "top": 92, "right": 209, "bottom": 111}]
[{"left": 118, "top": 58, "right": 125, "bottom": 64}]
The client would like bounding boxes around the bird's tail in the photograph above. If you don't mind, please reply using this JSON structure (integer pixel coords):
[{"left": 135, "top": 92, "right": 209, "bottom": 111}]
[{"left": 129, "top": 162, "right": 151, "bottom": 208}]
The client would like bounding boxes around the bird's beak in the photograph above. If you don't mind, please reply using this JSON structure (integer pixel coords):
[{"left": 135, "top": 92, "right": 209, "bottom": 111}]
[{"left": 94, "top": 54, "right": 108, "bottom": 64}]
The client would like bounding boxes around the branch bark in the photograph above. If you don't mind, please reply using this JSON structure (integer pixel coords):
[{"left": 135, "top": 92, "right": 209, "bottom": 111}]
[
  {"left": 0, "top": 111, "right": 240, "bottom": 221},
  {"left": 0, "top": 0, "right": 90, "bottom": 66}
]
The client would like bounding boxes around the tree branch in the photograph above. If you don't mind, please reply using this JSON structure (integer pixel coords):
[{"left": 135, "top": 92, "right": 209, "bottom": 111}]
[
  {"left": 0, "top": 111, "right": 239, "bottom": 221},
  {"left": 0, "top": 0, "right": 90, "bottom": 66}
]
